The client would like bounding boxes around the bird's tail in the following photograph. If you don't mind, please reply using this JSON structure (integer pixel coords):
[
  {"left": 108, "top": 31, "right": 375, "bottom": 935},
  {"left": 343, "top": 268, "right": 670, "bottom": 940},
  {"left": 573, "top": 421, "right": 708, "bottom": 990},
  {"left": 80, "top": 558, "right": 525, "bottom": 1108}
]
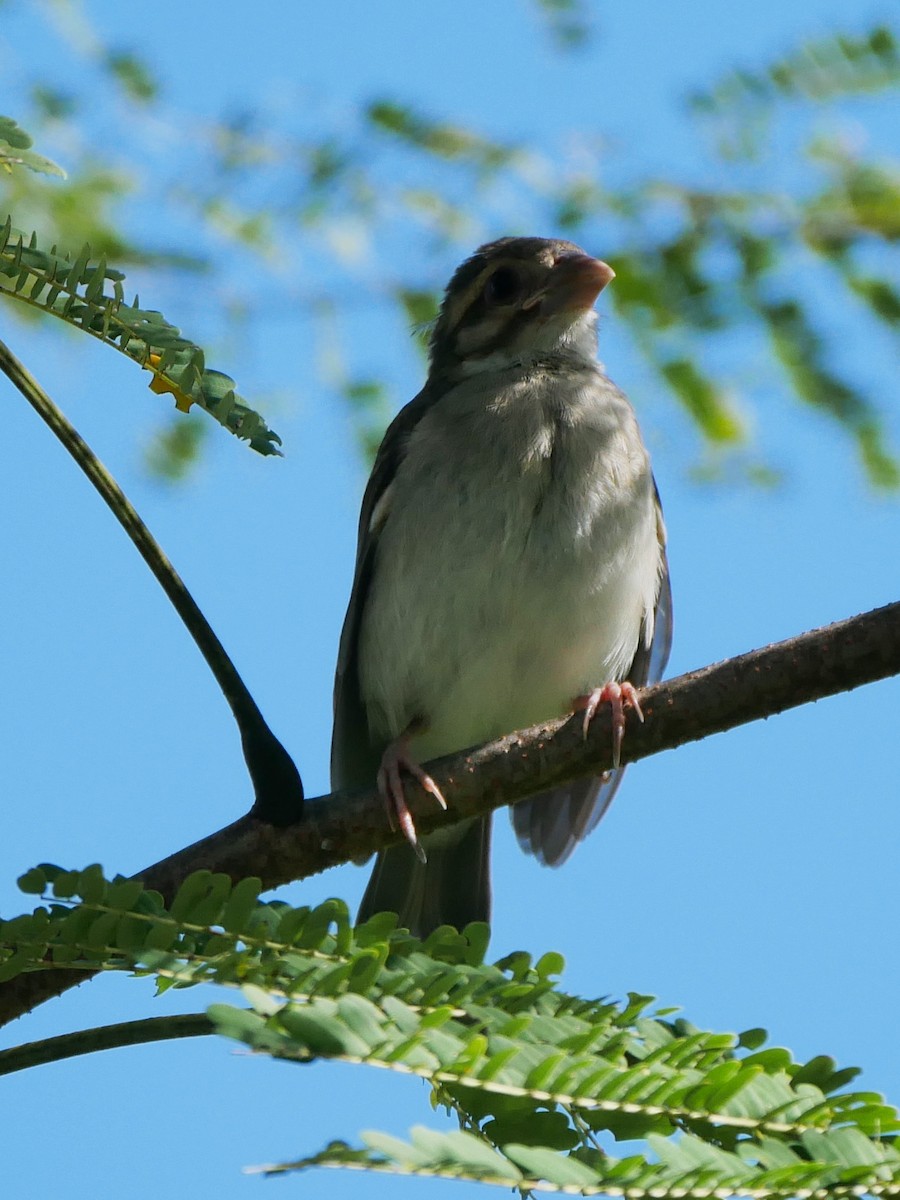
[{"left": 357, "top": 816, "right": 492, "bottom": 939}]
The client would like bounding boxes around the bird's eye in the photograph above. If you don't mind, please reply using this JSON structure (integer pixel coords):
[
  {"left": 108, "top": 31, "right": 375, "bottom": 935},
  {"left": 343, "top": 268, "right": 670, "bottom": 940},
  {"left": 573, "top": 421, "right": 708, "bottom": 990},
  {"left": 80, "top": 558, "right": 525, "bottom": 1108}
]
[{"left": 483, "top": 266, "right": 522, "bottom": 306}]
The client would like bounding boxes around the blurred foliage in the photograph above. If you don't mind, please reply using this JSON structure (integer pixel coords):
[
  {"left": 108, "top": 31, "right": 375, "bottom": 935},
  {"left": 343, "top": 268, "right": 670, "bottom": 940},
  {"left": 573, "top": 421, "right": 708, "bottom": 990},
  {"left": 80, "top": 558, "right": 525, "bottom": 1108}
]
[
  {"left": 367, "top": 101, "right": 519, "bottom": 171},
  {"left": 0, "top": 7, "right": 897, "bottom": 484},
  {"left": 143, "top": 412, "right": 207, "bottom": 480},
  {"left": 531, "top": 0, "right": 594, "bottom": 49},
  {"left": 103, "top": 51, "right": 158, "bottom": 103},
  {"left": 0, "top": 113, "right": 65, "bottom": 178},
  {"left": 690, "top": 27, "right": 899, "bottom": 119}
]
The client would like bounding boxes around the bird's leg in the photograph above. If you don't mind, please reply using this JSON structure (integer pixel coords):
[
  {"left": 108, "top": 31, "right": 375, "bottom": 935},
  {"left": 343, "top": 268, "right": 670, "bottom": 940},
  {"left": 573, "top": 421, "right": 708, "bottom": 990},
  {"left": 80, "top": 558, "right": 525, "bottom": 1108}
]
[
  {"left": 573, "top": 681, "right": 644, "bottom": 770},
  {"left": 378, "top": 721, "right": 447, "bottom": 863}
]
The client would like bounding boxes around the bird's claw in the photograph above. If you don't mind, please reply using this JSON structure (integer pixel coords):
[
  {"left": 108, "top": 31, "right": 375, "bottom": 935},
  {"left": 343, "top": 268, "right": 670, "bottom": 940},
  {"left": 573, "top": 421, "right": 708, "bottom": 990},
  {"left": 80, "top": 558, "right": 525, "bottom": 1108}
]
[
  {"left": 377, "top": 737, "right": 447, "bottom": 862},
  {"left": 574, "top": 681, "right": 643, "bottom": 769}
]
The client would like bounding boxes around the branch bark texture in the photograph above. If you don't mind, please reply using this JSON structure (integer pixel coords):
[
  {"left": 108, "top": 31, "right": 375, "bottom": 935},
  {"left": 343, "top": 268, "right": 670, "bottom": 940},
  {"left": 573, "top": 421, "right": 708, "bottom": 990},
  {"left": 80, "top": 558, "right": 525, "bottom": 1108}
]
[{"left": 2, "top": 600, "right": 898, "bottom": 1028}]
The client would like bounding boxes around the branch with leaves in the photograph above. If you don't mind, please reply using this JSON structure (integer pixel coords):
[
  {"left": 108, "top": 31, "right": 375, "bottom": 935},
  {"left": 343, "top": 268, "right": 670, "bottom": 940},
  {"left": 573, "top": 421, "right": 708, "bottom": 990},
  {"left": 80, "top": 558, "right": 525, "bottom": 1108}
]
[
  {"left": 1, "top": 597, "right": 898, "bottom": 1030},
  {"left": 2, "top": 866, "right": 899, "bottom": 1196},
  {"left": 0, "top": 217, "right": 282, "bottom": 454}
]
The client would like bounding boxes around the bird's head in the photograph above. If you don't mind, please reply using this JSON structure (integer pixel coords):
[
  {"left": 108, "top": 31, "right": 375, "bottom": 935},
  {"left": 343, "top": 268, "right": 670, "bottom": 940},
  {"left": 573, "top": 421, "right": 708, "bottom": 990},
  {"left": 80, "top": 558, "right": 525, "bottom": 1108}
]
[{"left": 428, "top": 236, "right": 615, "bottom": 380}]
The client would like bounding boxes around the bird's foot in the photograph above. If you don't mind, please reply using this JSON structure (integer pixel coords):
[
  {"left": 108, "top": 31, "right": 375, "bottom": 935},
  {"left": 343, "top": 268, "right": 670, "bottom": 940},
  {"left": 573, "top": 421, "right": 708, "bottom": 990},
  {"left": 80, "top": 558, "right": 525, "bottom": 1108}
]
[
  {"left": 573, "top": 681, "right": 644, "bottom": 770},
  {"left": 377, "top": 734, "right": 447, "bottom": 863}
]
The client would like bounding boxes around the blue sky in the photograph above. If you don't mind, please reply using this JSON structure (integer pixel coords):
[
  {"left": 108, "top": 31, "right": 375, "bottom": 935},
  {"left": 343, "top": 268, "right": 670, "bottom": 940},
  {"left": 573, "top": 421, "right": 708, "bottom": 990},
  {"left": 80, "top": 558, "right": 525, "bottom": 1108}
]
[{"left": 1, "top": 2, "right": 899, "bottom": 1197}]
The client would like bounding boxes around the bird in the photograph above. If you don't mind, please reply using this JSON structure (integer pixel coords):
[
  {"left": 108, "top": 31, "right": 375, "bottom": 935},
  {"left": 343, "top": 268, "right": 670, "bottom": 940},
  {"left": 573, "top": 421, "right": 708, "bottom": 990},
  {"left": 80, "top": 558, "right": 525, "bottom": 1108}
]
[{"left": 331, "top": 235, "right": 672, "bottom": 938}]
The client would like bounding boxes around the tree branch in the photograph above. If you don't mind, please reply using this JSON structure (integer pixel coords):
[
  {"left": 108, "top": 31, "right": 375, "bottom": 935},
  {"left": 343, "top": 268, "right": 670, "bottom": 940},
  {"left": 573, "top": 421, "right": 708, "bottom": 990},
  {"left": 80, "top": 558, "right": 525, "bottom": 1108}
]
[
  {"left": 2, "top": 600, "right": 898, "bottom": 1028},
  {"left": 0, "top": 1014, "right": 213, "bottom": 1076}
]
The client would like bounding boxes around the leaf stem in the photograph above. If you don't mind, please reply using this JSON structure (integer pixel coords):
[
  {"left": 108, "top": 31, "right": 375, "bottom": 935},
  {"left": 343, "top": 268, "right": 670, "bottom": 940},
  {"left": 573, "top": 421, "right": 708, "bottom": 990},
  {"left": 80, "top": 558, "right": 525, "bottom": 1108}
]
[
  {"left": 0, "top": 1013, "right": 213, "bottom": 1076},
  {"left": 0, "top": 336, "right": 303, "bottom": 823}
]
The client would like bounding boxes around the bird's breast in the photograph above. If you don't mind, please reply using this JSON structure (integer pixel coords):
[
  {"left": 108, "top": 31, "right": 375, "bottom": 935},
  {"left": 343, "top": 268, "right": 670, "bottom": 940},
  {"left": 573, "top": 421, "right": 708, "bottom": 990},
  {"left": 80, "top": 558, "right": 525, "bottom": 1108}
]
[{"left": 358, "top": 367, "right": 660, "bottom": 761}]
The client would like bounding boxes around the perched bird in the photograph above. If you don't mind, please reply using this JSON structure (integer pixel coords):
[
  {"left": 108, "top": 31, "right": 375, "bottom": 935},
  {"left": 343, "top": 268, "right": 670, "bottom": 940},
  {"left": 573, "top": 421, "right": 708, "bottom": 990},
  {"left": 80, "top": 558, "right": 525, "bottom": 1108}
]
[{"left": 331, "top": 236, "right": 672, "bottom": 937}]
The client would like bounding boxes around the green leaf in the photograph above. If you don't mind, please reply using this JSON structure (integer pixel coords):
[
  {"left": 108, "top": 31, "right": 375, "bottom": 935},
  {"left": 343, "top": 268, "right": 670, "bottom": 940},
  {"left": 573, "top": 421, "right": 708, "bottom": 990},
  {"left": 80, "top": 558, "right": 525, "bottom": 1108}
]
[
  {"left": 658, "top": 358, "right": 744, "bottom": 443},
  {"left": 168, "top": 871, "right": 217, "bottom": 923},
  {"left": 366, "top": 102, "right": 516, "bottom": 170},
  {"left": 51, "top": 870, "right": 81, "bottom": 899},
  {"left": 17, "top": 867, "right": 48, "bottom": 895},
  {"left": 737, "top": 1026, "right": 769, "bottom": 1050},
  {"left": 0, "top": 114, "right": 67, "bottom": 177},
  {"left": 485, "top": 1109, "right": 578, "bottom": 1151},
  {"left": 0, "top": 116, "right": 33, "bottom": 150},
  {"left": 409, "top": 1126, "right": 517, "bottom": 1176},
  {"left": 76, "top": 865, "right": 108, "bottom": 906},
  {"left": 278, "top": 1001, "right": 369, "bottom": 1058},
  {"left": 104, "top": 52, "right": 158, "bottom": 103},
  {"left": 505, "top": 1143, "right": 597, "bottom": 1186},
  {"left": 104, "top": 880, "right": 146, "bottom": 912},
  {"left": 220, "top": 877, "right": 263, "bottom": 934}
]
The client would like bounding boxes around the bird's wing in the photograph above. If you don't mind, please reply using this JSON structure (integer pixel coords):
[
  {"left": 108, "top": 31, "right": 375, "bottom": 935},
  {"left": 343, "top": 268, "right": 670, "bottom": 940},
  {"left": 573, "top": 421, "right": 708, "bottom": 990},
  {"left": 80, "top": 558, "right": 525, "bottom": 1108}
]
[
  {"left": 511, "top": 485, "right": 672, "bottom": 865},
  {"left": 331, "top": 386, "right": 436, "bottom": 791}
]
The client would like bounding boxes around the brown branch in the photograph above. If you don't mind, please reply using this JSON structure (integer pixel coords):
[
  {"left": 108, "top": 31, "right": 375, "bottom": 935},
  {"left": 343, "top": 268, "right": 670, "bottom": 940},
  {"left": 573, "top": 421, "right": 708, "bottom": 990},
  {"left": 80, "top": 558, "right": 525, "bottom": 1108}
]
[{"left": 2, "top": 600, "right": 899, "bottom": 1028}]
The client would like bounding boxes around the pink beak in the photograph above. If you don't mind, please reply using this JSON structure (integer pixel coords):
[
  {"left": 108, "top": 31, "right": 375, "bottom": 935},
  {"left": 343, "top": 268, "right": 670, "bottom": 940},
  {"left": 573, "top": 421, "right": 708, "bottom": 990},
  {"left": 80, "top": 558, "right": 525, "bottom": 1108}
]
[{"left": 539, "top": 253, "right": 615, "bottom": 317}]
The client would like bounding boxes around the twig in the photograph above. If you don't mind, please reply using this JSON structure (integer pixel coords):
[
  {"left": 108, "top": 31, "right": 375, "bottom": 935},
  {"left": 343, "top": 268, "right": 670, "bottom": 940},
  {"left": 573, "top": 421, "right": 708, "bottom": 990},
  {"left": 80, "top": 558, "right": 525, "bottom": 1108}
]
[
  {"left": 0, "top": 337, "right": 303, "bottom": 823},
  {"left": 0, "top": 1014, "right": 213, "bottom": 1076}
]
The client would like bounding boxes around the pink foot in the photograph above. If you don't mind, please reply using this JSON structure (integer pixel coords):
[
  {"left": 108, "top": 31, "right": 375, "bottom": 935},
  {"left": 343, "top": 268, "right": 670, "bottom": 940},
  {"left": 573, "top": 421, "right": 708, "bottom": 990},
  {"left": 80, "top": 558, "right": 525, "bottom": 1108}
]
[
  {"left": 573, "top": 681, "right": 644, "bottom": 770},
  {"left": 377, "top": 734, "right": 447, "bottom": 863}
]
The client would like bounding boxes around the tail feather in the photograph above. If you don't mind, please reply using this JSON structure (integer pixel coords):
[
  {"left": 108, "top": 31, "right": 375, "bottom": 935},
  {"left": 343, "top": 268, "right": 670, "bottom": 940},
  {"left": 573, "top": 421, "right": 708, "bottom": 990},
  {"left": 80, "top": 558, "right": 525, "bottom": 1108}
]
[
  {"left": 357, "top": 817, "right": 492, "bottom": 938},
  {"left": 511, "top": 770, "right": 625, "bottom": 866}
]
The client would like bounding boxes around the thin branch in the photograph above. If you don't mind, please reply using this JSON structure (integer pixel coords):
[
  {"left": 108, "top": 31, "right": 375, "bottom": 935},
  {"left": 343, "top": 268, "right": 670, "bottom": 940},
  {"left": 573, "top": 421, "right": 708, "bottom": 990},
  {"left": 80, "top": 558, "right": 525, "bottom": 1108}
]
[
  {"left": 2, "top": 599, "right": 898, "bottom": 1028},
  {"left": 0, "top": 336, "right": 303, "bottom": 823},
  {"left": 0, "top": 1013, "right": 213, "bottom": 1076}
]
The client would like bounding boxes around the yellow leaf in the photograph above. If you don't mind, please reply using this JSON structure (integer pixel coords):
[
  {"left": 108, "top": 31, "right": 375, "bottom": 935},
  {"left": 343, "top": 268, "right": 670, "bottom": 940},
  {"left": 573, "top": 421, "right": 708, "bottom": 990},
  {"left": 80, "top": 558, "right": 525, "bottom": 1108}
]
[{"left": 145, "top": 352, "right": 194, "bottom": 413}]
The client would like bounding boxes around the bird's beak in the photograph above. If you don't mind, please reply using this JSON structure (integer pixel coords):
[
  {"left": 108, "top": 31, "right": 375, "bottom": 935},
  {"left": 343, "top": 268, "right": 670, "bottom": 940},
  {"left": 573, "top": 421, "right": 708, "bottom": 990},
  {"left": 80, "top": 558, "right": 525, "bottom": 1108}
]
[{"left": 524, "top": 253, "right": 615, "bottom": 317}]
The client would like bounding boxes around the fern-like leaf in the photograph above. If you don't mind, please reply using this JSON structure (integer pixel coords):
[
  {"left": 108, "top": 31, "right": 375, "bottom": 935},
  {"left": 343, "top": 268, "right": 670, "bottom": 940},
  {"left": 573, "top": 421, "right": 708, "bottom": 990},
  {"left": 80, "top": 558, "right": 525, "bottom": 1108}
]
[
  {"left": 0, "top": 219, "right": 281, "bottom": 454},
  {"left": 3, "top": 866, "right": 899, "bottom": 1196}
]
